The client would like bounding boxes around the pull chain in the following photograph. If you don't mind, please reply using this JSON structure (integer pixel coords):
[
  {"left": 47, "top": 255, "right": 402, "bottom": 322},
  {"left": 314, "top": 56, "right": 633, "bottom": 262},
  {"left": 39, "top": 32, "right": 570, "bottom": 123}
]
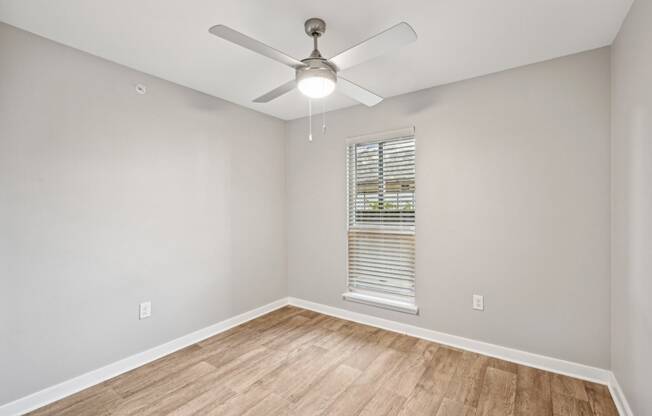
[
  {"left": 322, "top": 100, "right": 327, "bottom": 135},
  {"left": 308, "top": 98, "right": 313, "bottom": 142}
]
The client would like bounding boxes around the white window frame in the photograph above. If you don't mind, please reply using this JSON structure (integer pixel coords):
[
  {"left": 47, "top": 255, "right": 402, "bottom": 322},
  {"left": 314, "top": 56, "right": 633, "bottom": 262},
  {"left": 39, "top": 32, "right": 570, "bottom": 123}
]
[{"left": 343, "top": 126, "right": 418, "bottom": 314}]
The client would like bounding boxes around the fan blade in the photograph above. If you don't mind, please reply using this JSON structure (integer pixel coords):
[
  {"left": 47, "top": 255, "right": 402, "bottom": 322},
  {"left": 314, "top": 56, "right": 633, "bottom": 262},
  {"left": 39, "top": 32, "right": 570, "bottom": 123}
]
[
  {"left": 337, "top": 77, "right": 383, "bottom": 107},
  {"left": 329, "top": 22, "right": 417, "bottom": 71},
  {"left": 253, "top": 80, "right": 296, "bottom": 103},
  {"left": 209, "top": 25, "right": 305, "bottom": 69}
]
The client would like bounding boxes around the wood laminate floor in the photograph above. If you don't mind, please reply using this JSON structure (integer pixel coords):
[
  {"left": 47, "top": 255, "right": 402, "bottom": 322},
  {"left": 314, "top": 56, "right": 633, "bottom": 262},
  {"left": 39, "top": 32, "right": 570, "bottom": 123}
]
[{"left": 27, "top": 306, "right": 618, "bottom": 416}]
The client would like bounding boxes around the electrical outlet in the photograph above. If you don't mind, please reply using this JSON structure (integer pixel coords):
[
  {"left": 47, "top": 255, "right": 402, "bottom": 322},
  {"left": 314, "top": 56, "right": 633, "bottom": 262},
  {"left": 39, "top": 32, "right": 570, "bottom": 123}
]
[
  {"left": 139, "top": 301, "right": 151, "bottom": 319},
  {"left": 473, "top": 295, "right": 484, "bottom": 311}
]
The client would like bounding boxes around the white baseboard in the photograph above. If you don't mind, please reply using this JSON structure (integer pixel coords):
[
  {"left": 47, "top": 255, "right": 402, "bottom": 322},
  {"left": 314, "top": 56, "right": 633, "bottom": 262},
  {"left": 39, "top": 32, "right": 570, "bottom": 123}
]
[
  {"left": 0, "top": 298, "right": 289, "bottom": 416},
  {"left": 608, "top": 372, "right": 635, "bottom": 416},
  {"left": 288, "top": 297, "right": 612, "bottom": 385},
  {"left": 2, "top": 296, "right": 632, "bottom": 416}
]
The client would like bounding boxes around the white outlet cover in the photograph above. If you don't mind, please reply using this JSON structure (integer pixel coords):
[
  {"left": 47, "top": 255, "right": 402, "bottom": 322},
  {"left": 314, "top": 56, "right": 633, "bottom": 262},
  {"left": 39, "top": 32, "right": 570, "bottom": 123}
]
[
  {"left": 473, "top": 295, "right": 484, "bottom": 311},
  {"left": 139, "top": 301, "right": 151, "bottom": 319}
]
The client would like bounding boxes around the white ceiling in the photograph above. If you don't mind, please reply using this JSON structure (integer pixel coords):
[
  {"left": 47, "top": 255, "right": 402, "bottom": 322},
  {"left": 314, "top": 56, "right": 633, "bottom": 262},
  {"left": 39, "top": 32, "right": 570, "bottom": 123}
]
[{"left": 0, "top": 0, "right": 632, "bottom": 120}]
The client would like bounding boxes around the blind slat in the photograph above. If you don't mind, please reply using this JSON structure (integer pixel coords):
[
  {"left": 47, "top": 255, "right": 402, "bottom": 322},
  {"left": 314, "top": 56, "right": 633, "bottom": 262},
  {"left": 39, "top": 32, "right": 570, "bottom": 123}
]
[{"left": 349, "top": 266, "right": 415, "bottom": 279}]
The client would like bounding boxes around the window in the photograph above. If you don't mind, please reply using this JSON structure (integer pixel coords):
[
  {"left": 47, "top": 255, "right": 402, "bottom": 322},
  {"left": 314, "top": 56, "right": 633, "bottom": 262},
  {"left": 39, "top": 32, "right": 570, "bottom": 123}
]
[{"left": 344, "top": 127, "right": 417, "bottom": 314}]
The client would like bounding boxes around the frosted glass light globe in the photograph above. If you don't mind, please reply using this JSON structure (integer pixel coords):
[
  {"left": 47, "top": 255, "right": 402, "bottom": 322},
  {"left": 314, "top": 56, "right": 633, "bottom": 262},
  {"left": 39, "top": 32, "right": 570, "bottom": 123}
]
[{"left": 297, "top": 75, "right": 336, "bottom": 98}]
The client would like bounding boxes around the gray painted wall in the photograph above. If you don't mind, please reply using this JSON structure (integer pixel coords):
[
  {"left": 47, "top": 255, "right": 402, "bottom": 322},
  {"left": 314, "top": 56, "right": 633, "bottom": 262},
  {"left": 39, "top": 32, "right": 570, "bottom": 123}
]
[
  {"left": 286, "top": 48, "right": 612, "bottom": 368},
  {"left": 611, "top": 0, "right": 652, "bottom": 414},
  {"left": 0, "top": 22, "right": 287, "bottom": 405}
]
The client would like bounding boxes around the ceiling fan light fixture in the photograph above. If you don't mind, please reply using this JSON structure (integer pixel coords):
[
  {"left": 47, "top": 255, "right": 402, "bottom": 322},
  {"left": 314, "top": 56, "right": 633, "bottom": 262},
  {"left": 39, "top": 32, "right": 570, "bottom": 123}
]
[
  {"left": 297, "top": 75, "right": 335, "bottom": 98},
  {"left": 296, "top": 62, "right": 337, "bottom": 99}
]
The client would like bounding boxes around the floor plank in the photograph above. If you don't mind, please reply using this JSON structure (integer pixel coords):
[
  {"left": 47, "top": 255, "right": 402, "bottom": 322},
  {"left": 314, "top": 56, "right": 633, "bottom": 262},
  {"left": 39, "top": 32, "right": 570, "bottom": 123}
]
[
  {"left": 476, "top": 367, "right": 517, "bottom": 416},
  {"left": 324, "top": 348, "right": 405, "bottom": 415},
  {"left": 551, "top": 391, "right": 594, "bottom": 416},
  {"left": 26, "top": 306, "right": 618, "bottom": 416},
  {"left": 290, "top": 364, "right": 361, "bottom": 415},
  {"left": 383, "top": 352, "right": 429, "bottom": 398},
  {"left": 359, "top": 388, "right": 407, "bottom": 416},
  {"left": 584, "top": 382, "right": 619, "bottom": 416},
  {"left": 436, "top": 398, "right": 477, "bottom": 416},
  {"left": 397, "top": 387, "right": 444, "bottom": 416},
  {"left": 445, "top": 351, "right": 490, "bottom": 407},
  {"left": 201, "top": 383, "right": 271, "bottom": 416},
  {"left": 417, "top": 346, "right": 463, "bottom": 396},
  {"left": 514, "top": 366, "right": 552, "bottom": 416},
  {"left": 551, "top": 373, "right": 589, "bottom": 401},
  {"left": 164, "top": 383, "right": 235, "bottom": 416}
]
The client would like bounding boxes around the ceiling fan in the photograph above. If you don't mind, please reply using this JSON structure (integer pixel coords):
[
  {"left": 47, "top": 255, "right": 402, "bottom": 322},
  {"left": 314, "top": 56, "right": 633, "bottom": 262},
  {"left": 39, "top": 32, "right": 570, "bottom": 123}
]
[{"left": 208, "top": 18, "right": 417, "bottom": 106}]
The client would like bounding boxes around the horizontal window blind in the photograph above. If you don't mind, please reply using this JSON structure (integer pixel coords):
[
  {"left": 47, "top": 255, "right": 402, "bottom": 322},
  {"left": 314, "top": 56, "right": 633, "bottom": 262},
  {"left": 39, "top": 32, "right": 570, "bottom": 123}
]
[{"left": 346, "top": 131, "right": 416, "bottom": 304}]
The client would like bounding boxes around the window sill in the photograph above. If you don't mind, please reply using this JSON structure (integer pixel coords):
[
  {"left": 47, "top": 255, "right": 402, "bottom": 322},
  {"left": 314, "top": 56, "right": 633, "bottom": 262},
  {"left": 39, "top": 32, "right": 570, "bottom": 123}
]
[{"left": 342, "top": 292, "right": 419, "bottom": 315}]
